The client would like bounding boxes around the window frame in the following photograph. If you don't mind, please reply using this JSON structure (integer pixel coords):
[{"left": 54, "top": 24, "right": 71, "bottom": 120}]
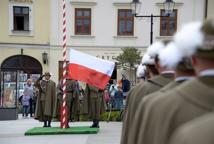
[
  {"left": 13, "top": 6, "right": 30, "bottom": 31},
  {"left": 8, "top": 3, "right": 34, "bottom": 36},
  {"left": 160, "top": 9, "right": 177, "bottom": 36},
  {"left": 74, "top": 8, "right": 91, "bottom": 35},
  {"left": 117, "top": 9, "right": 134, "bottom": 36}
]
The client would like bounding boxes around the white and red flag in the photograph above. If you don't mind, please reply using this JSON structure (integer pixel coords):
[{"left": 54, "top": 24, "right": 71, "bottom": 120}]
[{"left": 68, "top": 49, "right": 115, "bottom": 89}]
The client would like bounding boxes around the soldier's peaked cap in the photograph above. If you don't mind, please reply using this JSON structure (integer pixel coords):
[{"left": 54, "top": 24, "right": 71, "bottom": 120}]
[{"left": 44, "top": 72, "right": 51, "bottom": 76}]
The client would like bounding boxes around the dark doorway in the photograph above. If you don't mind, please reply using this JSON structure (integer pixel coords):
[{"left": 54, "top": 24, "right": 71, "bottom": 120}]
[{"left": 0, "top": 55, "right": 42, "bottom": 120}]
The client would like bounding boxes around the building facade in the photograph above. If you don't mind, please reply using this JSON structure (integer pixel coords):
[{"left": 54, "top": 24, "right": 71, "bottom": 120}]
[
  {"left": 51, "top": 0, "right": 206, "bottom": 82},
  {"left": 206, "top": 0, "right": 214, "bottom": 19},
  {"left": 0, "top": 0, "right": 209, "bottom": 119},
  {"left": 0, "top": 0, "right": 51, "bottom": 119}
]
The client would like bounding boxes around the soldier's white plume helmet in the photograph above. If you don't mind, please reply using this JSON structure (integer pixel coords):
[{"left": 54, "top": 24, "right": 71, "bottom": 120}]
[
  {"left": 159, "top": 42, "right": 183, "bottom": 68},
  {"left": 141, "top": 53, "right": 155, "bottom": 65},
  {"left": 159, "top": 41, "right": 193, "bottom": 70},
  {"left": 159, "top": 19, "right": 214, "bottom": 69},
  {"left": 147, "top": 41, "right": 165, "bottom": 59},
  {"left": 174, "top": 22, "right": 203, "bottom": 57},
  {"left": 137, "top": 64, "right": 147, "bottom": 78},
  {"left": 174, "top": 19, "right": 214, "bottom": 59}
]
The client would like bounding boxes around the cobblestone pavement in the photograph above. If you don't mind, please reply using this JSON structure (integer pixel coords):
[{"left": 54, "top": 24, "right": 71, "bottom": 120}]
[{"left": 0, "top": 115, "right": 122, "bottom": 144}]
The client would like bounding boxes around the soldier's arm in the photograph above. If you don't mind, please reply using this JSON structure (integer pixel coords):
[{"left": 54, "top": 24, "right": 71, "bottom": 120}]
[{"left": 34, "top": 75, "right": 44, "bottom": 88}]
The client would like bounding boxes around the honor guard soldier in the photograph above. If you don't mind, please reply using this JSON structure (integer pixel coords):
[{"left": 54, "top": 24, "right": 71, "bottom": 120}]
[
  {"left": 121, "top": 40, "right": 175, "bottom": 144},
  {"left": 85, "top": 84, "right": 105, "bottom": 128},
  {"left": 55, "top": 78, "right": 80, "bottom": 127},
  {"left": 130, "top": 19, "right": 214, "bottom": 144},
  {"left": 34, "top": 72, "right": 56, "bottom": 127}
]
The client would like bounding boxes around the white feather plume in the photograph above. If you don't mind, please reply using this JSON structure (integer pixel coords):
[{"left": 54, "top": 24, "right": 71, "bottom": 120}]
[
  {"left": 159, "top": 42, "right": 183, "bottom": 68},
  {"left": 147, "top": 41, "right": 165, "bottom": 58},
  {"left": 136, "top": 64, "right": 147, "bottom": 78},
  {"left": 174, "top": 22, "right": 204, "bottom": 57},
  {"left": 141, "top": 53, "right": 155, "bottom": 65}
]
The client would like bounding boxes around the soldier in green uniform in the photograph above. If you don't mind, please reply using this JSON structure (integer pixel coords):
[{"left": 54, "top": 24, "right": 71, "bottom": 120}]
[
  {"left": 131, "top": 19, "right": 214, "bottom": 144},
  {"left": 85, "top": 84, "right": 105, "bottom": 128},
  {"left": 120, "top": 40, "right": 175, "bottom": 144},
  {"left": 55, "top": 79, "right": 79, "bottom": 127},
  {"left": 34, "top": 72, "right": 56, "bottom": 127},
  {"left": 128, "top": 42, "right": 195, "bottom": 144},
  {"left": 169, "top": 112, "right": 214, "bottom": 144}
]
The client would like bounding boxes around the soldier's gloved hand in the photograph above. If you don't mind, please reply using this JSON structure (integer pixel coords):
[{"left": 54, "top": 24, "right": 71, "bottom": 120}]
[{"left": 39, "top": 75, "right": 44, "bottom": 80}]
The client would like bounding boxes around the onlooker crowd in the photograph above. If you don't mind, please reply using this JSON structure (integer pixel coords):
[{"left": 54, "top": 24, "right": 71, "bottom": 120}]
[
  {"left": 18, "top": 78, "right": 36, "bottom": 118},
  {"left": 104, "top": 77, "right": 131, "bottom": 110}
]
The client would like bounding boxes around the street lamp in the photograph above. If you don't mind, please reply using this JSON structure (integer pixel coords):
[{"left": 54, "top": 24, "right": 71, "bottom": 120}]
[
  {"left": 131, "top": 0, "right": 175, "bottom": 44},
  {"left": 42, "top": 51, "right": 48, "bottom": 64}
]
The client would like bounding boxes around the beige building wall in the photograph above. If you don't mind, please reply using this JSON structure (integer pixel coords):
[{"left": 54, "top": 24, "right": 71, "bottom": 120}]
[
  {"left": 207, "top": 0, "right": 214, "bottom": 19},
  {"left": 0, "top": 0, "right": 51, "bottom": 79},
  {"left": 0, "top": 0, "right": 209, "bottom": 85},
  {"left": 0, "top": 0, "right": 50, "bottom": 44}
]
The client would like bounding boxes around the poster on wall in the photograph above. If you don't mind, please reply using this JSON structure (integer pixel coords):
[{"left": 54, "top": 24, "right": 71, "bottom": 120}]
[
  {"left": 18, "top": 73, "right": 27, "bottom": 82},
  {"left": 4, "top": 72, "right": 16, "bottom": 82},
  {"left": 3, "top": 88, "right": 15, "bottom": 108}
]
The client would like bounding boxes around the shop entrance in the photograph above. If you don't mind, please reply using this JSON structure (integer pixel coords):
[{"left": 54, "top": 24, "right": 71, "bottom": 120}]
[{"left": 0, "top": 55, "right": 42, "bottom": 120}]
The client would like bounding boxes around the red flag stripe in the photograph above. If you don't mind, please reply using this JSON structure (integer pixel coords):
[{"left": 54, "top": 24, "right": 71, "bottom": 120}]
[{"left": 68, "top": 63, "right": 111, "bottom": 90}]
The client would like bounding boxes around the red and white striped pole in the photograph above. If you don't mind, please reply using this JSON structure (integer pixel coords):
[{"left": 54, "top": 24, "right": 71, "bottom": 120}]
[{"left": 60, "top": 0, "right": 68, "bottom": 129}]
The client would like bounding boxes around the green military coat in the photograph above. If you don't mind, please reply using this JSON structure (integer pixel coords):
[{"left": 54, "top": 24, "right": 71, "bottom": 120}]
[
  {"left": 169, "top": 112, "right": 214, "bottom": 144},
  {"left": 121, "top": 73, "right": 174, "bottom": 144},
  {"left": 131, "top": 76, "right": 214, "bottom": 144},
  {"left": 127, "top": 79, "right": 186, "bottom": 144},
  {"left": 84, "top": 84, "right": 105, "bottom": 119},
  {"left": 54, "top": 79, "right": 80, "bottom": 120},
  {"left": 34, "top": 79, "right": 56, "bottom": 121}
]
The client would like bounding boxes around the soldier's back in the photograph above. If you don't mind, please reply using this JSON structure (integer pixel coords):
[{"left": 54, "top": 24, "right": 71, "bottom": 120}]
[{"left": 169, "top": 112, "right": 214, "bottom": 144}]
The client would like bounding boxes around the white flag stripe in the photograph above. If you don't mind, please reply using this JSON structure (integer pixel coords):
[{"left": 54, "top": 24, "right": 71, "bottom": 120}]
[{"left": 69, "top": 49, "right": 115, "bottom": 76}]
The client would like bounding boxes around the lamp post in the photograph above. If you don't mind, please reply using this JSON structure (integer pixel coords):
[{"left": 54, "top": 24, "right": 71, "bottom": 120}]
[
  {"left": 42, "top": 51, "right": 48, "bottom": 64},
  {"left": 131, "top": 0, "right": 175, "bottom": 44}
]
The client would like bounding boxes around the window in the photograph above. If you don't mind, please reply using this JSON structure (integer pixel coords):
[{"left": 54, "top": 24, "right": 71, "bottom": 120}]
[
  {"left": 75, "top": 8, "right": 91, "bottom": 35},
  {"left": 13, "top": 6, "right": 30, "bottom": 31},
  {"left": 118, "top": 9, "right": 134, "bottom": 36},
  {"left": 160, "top": 9, "right": 177, "bottom": 36},
  {"left": 9, "top": 3, "right": 33, "bottom": 36}
]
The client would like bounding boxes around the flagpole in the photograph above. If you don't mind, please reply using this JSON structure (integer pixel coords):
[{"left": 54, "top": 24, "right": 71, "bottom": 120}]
[{"left": 61, "top": 0, "right": 68, "bottom": 129}]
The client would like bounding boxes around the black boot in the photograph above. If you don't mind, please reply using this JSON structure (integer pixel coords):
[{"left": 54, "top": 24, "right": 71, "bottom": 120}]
[
  {"left": 90, "top": 119, "right": 96, "bottom": 128},
  {"left": 93, "top": 119, "right": 99, "bottom": 128},
  {"left": 96, "top": 120, "right": 100, "bottom": 128},
  {"left": 48, "top": 121, "right": 51, "bottom": 127},
  {"left": 43, "top": 121, "right": 47, "bottom": 127}
]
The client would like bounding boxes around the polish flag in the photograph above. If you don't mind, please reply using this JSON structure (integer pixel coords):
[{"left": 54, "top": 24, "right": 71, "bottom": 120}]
[{"left": 68, "top": 49, "right": 115, "bottom": 90}]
